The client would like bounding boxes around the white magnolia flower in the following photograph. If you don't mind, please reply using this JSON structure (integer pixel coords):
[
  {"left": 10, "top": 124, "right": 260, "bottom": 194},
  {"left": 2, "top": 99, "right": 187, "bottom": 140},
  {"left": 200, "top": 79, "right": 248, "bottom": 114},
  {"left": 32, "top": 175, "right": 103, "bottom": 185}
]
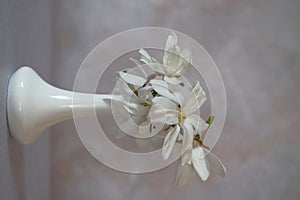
[
  {"left": 113, "top": 67, "right": 155, "bottom": 133},
  {"left": 118, "top": 67, "right": 151, "bottom": 112},
  {"left": 111, "top": 31, "right": 226, "bottom": 188},
  {"left": 139, "top": 32, "right": 193, "bottom": 84},
  {"left": 149, "top": 81, "right": 208, "bottom": 160},
  {"left": 175, "top": 140, "right": 227, "bottom": 187}
]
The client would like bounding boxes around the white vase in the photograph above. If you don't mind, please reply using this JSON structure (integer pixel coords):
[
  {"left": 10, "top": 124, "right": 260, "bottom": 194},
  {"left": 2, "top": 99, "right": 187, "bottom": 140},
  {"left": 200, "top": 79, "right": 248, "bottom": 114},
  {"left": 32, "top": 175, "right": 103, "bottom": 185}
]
[{"left": 7, "top": 66, "right": 112, "bottom": 144}]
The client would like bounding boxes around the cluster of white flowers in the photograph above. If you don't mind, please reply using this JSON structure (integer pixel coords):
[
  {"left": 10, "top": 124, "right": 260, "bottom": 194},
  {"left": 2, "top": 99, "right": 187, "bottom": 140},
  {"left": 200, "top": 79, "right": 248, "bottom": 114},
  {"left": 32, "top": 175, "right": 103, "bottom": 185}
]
[{"left": 116, "top": 33, "right": 226, "bottom": 187}]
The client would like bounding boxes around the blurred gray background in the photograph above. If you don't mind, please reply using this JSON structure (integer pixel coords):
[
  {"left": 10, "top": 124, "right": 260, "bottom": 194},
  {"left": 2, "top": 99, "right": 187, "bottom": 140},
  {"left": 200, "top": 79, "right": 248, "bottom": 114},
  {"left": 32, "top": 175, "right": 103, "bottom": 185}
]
[{"left": 50, "top": 0, "right": 299, "bottom": 199}]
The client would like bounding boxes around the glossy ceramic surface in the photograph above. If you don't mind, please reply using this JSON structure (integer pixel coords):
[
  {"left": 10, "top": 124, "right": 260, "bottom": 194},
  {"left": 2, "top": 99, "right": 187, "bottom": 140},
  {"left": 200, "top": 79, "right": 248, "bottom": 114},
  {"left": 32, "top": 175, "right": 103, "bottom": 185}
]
[{"left": 7, "top": 67, "right": 111, "bottom": 144}]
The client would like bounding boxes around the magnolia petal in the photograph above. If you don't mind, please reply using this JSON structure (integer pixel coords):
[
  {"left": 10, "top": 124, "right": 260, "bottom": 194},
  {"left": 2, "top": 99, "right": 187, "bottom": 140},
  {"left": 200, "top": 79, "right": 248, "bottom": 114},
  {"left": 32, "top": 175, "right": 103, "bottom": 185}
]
[
  {"left": 174, "top": 62, "right": 192, "bottom": 77},
  {"left": 172, "top": 90, "right": 185, "bottom": 107},
  {"left": 139, "top": 49, "right": 165, "bottom": 74},
  {"left": 206, "top": 150, "right": 227, "bottom": 178},
  {"left": 120, "top": 94, "right": 143, "bottom": 112},
  {"left": 138, "top": 86, "right": 154, "bottom": 101},
  {"left": 163, "top": 33, "right": 180, "bottom": 74},
  {"left": 111, "top": 99, "right": 132, "bottom": 121},
  {"left": 129, "top": 57, "right": 142, "bottom": 66},
  {"left": 140, "top": 58, "right": 165, "bottom": 74},
  {"left": 184, "top": 82, "right": 201, "bottom": 112},
  {"left": 112, "top": 100, "right": 128, "bottom": 113},
  {"left": 139, "top": 61, "right": 165, "bottom": 75},
  {"left": 119, "top": 71, "right": 147, "bottom": 86},
  {"left": 139, "top": 58, "right": 151, "bottom": 65},
  {"left": 148, "top": 104, "right": 167, "bottom": 122},
  {"left": 163, "top": 33, "right": 177, "bottom": 66},
  {"left": 139, "top": 48, "right": 153, "bottom": 61},
  {"left": 162, "top": 125, "right": 180, "bottom": 160},
  {"left": 174, "top": 47, "right": 193, "bottom": 76},
  {"left": 178, "top": 47, "right": 193, "bottom": 67},
  {"left": 174, "top": 62, "right": 191, "bottom": 77},
  {"left": 149, "top": 104, "right": 179, "bottom": 125},
  {"left": 163, "top": 63, "right": 178, "bottom": 75},
  {"left": 102, "top": 93, "right": 124, "bottom": 102},
  {"left": 152, "top": 96, "right": 178, "bottom": 110},
  {"left": 150, "top": 80, "right": 179, "bottom": 103},
  {"left": 192, "top": 146, "right": 210, "bottom": 181},
  {"left": 164, "top": 50, "right": 180, "bottom": 74},
  {"left": 122, "top": 101, "right": 149, "bottom": 116},
  {"left": 175, "top": 161, "right": 195, "bottom": 188},
  {"left": 186, "top": 114, "right": 209, "bottom": 135},
  {"left": 116, "top": 80, "right": 137, "bottom": 101},
  {"left": 164, "top": 32, "right": 178, "bottom": 52},
  {"left": 181, "top": 121, "right": 194, "bottom": 154},
  {"left": 174, "top": 162, "right": 184, "bottom": 187},
  {"left": 163, "top": 76, "right": 182, "bottom": 85},
  {"left": 148, "top": 63, "right": 166, "bottom": 75},
  {"left": 181, "top": 146, "right": 193, "bottom": 166},
  {"left": 184, "top": 82, "right": 207, "bottom": 114}
]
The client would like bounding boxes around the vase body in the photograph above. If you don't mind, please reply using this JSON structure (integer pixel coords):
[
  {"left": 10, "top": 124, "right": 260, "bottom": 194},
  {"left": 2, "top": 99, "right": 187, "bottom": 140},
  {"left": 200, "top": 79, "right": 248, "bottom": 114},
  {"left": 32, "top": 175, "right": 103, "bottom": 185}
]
[{"left": 7, "top": 67, "right": 111, "bottom": 144}]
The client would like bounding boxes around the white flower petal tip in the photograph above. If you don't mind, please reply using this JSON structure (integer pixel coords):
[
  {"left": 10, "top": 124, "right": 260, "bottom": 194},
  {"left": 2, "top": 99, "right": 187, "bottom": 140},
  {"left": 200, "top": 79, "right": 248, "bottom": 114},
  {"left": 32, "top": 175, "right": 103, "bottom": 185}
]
[
  {"left": 129, "top": 58, "right": 141, "bottom": 66},
  {"left": 162, "top": 125, "right": 180, "bottom": 160},
  {"left": 181, "top": 122, "right": 193, "bottom": 154},
  {"left": 118, "top": 71, "right": 147, "bottom": 86},
  {"left": 181, "top": 147, "right": 192, "bottom": 166},
  {"left": 163, "top": 76, "right": 182, "bottom": 85},
  {"left": 165, "top": 32, "right": 178, "bottom": 51},
  {"left": 192, "top": 147, "right": 210, "bottom": 181},
  {"left": 183, "top": 81, "right": 207, "bottom": 114},
  {"left": 174, "top": 47, "right": 193, "bottom": 76},
  {"left": 139, "top": 48, "right": 152, "bottom": 60},
  {"left": 207, "top": 152, "right": 227, "bottom": 178},
  {"left": 175, "top": 162, "right": 194, "bottom": 188}
]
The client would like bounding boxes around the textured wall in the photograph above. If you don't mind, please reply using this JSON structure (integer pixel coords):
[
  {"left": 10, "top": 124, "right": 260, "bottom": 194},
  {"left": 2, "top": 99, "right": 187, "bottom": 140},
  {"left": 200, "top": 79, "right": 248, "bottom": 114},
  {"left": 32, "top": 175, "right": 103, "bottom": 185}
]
[
  {"left": 0, "top": 0, "right": 52, "bottom": 199},
  {"left": 51, "top": 0, "right": 300, "bottom": 200}
]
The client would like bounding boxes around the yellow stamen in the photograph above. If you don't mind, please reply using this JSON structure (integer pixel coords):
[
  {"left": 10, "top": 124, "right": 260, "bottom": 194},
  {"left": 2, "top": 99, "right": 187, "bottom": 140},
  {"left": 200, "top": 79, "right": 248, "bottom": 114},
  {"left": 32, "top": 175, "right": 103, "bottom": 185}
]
[
  {"left": 140, "top": 102, "right": 149, "bottom": 107},
  {"left": 178, "top": 112, "right": 187, "bottom": 123}
]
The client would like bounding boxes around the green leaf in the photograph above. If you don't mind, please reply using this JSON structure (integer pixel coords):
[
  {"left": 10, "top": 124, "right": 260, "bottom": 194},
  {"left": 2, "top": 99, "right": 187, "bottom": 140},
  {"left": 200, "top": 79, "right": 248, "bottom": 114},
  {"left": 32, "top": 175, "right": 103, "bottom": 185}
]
[
  {"left": 151, "top": 90, "right": 158, "bottom": 97},
  {"left": 179, "top": 82, "right": 185, "bottom": 87},
  {"left": 127, "top": 83, "right": 135, "bottom": 91},
  {"left": 206, "top": 116, "right": 215, "bottom": 126}
]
